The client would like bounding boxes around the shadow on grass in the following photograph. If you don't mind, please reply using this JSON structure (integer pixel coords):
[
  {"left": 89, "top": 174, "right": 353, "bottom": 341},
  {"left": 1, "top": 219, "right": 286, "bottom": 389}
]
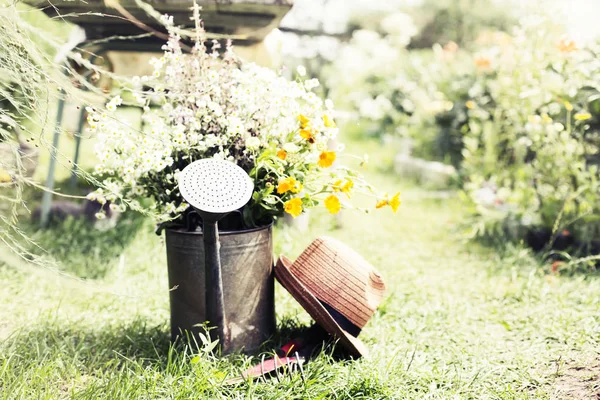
[
  {"left": 1, "top": 317, "right": 393, "bottom": 398},
  {"left": 1, "top": 317, "right": 349, "bottom": 370},
  {"left": 2, "top": 318, "right": 172, "bottom": 369},
  {"left": 258, "top": 317, "right": 355, "bottom": 363},
  {"left": 21, "top": 210, "right": 149, "bottom": 279}
]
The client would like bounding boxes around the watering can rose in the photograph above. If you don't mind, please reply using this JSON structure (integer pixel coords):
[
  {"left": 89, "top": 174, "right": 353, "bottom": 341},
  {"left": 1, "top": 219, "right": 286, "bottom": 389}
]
[{"left": 87, "top": 14, "right": 399, "bottom": 227}]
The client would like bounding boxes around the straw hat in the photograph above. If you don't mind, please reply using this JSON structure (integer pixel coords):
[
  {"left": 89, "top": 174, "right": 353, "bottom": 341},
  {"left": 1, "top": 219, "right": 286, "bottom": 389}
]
[{"left": 274, "top": 236, "right": 386, "bottom": 358}]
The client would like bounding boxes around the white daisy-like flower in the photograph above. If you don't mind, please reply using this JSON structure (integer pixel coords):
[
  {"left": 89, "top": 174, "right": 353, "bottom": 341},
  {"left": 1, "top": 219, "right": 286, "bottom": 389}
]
[
  {"left": 296, "top": 65, "right": 306, "bottom": 77},
  {"left": 245, "top": 136, "right": 261, "bottom": 149}
]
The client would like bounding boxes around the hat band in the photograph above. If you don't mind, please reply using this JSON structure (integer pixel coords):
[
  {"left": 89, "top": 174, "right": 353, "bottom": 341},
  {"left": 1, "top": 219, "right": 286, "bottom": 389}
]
[{"left": 319, "top": 300, "right": 362, "bottom": 337}]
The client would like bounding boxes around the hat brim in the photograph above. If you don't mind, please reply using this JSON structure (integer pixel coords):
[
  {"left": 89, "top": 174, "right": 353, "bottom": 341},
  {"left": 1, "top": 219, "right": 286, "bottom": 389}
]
[{"left": 274, "top": 255, "right": 368, "bottom": 358}]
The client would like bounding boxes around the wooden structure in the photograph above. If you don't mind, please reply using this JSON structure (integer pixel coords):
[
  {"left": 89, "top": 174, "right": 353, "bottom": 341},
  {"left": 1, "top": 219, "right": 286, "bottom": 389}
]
[{"left": 26, "top": 0, "right": 293, "bottom": 43}]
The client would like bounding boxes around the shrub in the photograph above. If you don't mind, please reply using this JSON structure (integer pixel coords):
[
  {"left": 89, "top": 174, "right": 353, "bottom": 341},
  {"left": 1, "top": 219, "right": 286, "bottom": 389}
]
[
  {"left": 407, "top": 0, "right": 516, "bottom": 49},
  {"left": 459, "top": 18, "right": 600, "bottom": 249},
  {"left": 327, "top": 10, "right": 600, "bottom": 252},
  {"left": 326, "top": 25, "right": 475, "bottom": 167}
]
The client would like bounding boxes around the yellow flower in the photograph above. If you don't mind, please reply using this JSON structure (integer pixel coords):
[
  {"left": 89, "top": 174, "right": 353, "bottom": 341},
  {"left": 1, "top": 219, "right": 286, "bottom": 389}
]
[
  {"left": 575, "top": 112, "right": 592, "bottom": 121},
  {"left": 277, "top": 149, "right": 287, "bottom": 160},
  {"left": 277, "top": 178, "right": 293, "bottom": 194},
  {"left": 465, "top": 101, "right": 476, "bottom": 109},
  {"left": 297, "top": 114, "right": 310, "bottom": 128},
  {"left": 300, "top": 128, "right": 313, "bottom": 141},
  {"left": 558, "top": 39, "right": 577, "bottom": 53},
  {"left": 0, "top": 169, "right": 11, "bottom": 183},
  {"left": 564, "top": 101, "right": 574, "bottom": 112},
  {"left": 277, "top": 177, "right": 302, "bottom": 194},
  {"left": 390, "top": 192, "right": 401, "bottom": 213},
  {"left": 318, "top": 151, "right": 336, "bottom": 168},
  {"left": 284, "top": 197, "right": 303, "bottom": 218},
  {"left": 292, "top": 182, "right": 303, "bottom": 194},
  {"left": 541, "top": 113, "right": 552, "bottom": 124},
  {"left": 376, "top": 192, "right": 401, "bottom": 212},
  {"left": 324, "top": 195, "right": 341, "bottom": 214},
  {"left": 342, "top": 179, "right": 354, "bottom": 194},
  {"left": 332, "top": 179, "right": 352, "bottom": 196},
  {"left": 376, "top": 193, "right": 389, "bottom": 209},
  {"left": 332, "top": 179, "right": 343, "bottom": 192},
  {"left": 323, "top": 114, "right": 336, "bottom": 128}
]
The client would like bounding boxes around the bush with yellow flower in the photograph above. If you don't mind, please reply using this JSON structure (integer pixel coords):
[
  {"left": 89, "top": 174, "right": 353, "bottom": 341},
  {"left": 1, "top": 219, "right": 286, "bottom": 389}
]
[
  {"left": 456, "top": 17, "right": 600, "bottom": 247},
  {"left": 87, "top": 14, "right": 399, "bottom": 228}
]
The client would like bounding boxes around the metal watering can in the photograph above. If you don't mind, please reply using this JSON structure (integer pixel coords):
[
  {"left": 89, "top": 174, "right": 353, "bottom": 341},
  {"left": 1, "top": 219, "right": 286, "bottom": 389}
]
[{"left": 178, "top": 159, "right": 254, "bottom": 351}]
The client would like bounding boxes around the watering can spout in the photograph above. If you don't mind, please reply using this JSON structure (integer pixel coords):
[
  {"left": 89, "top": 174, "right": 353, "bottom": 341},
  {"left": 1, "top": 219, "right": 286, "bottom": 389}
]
[{"left": 203, "top": 219, "right": 230, "bottom": 349}]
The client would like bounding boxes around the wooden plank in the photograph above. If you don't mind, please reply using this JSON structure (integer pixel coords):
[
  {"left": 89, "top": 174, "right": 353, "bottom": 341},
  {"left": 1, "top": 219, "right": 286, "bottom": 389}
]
[{"left": 25, "top": 0, "right": 293, "bottom": 41}]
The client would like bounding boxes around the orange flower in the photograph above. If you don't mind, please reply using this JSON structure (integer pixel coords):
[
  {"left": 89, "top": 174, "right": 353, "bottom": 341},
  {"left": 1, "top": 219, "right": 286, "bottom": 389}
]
[
  {"left": 558, "top": 39, "right": 577, "bottom": 53},
  {"left": 277, "top": 149, "right": 287, "bottom": 160},
  {"left": 443, "top": 41, "right": 459, "bottom": 53},
  {"left": 318, "top": 151, "right": 336, "bottom": 168},
  {"left": 474, "top": 56, "right": 491, "bottom": 69},
  {"left": 551, "top": 260, "right": 564, "bottom": 273},
  {"left": 284, "top": 197, "right": 303, "bottom": 218},
  {"left": 324, "top": 195, "right": 341, "bottom": 214}
]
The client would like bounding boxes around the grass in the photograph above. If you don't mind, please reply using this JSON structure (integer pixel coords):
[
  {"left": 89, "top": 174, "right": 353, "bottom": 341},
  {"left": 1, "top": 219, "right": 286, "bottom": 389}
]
[{"left": 1, "top": 136, "right": 599, "bottom": 399}]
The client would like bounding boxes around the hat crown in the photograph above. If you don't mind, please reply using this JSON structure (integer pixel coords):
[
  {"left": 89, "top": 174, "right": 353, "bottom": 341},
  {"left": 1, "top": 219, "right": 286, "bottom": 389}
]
[{"left": 289, "top": 236, "right": 386, "bottom": 329}]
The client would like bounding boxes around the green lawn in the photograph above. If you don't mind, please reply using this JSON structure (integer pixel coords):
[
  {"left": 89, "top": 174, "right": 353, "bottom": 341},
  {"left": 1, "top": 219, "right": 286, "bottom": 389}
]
[{"left": 1, "top": 137, "right": 599, "bottom": 399}]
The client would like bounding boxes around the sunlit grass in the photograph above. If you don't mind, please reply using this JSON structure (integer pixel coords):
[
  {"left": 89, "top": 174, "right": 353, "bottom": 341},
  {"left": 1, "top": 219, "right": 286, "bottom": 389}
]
[{"left": 1, "top": 135, "right": 599, "bottom": 399}]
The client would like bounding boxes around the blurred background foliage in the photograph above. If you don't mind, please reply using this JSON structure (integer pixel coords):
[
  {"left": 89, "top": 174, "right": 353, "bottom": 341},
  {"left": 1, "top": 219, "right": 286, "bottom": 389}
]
[
  {"left": 2, "top": 0, "right": 600, "bottom": 262},
  {"left": 281, "top": 0, "right": 600, "bottom": 256}
]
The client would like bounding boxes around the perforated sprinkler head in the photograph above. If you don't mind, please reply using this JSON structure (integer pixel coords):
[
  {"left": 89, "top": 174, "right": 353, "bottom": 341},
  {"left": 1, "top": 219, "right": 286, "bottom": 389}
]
[{"left": 178, "top": 158, "right": 254, "bottom": 219}]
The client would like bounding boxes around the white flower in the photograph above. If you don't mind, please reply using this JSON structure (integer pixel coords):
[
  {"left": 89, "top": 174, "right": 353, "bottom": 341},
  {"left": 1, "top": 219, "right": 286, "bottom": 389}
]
[
  {"left": 159, "top": 13, "right": 174, "bottom": 26},
  {"left": 473, "top": 187, "right": 497, "bottom": 207},
  {"left": 283, "top": 143, "right": 299, "bottom": 153},
  {"left": 304, "top": 78, "right": 320, "bottom": 90},
  {"left": 95, "top": 212, "right": 106, "bottom": 220},
  {"left": 296, "top": 65, "right": 306, "bottom": 77},
  {"left": 112, "top": 95, "right": 123, "bottom": 106},
  {"left": 245, "top": 136, "right": 261, "bottom": 149}
]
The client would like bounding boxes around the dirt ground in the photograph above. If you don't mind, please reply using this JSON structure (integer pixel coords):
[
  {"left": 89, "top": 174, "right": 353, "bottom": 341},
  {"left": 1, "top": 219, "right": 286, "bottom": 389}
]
[{"left": 553, "top": 359, "right": 600, "bottom": 399}]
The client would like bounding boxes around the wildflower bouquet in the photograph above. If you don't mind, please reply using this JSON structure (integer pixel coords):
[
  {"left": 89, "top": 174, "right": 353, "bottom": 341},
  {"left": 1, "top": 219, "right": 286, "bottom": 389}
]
[{"left": 88, "top": 12, "right": 399, "bottom": 228}]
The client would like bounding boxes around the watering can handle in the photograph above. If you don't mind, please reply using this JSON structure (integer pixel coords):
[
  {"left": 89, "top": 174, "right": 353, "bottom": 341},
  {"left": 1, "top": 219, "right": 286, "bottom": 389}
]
[{"left": 203, "top": 220, "right": 230, "bottom": 349}]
